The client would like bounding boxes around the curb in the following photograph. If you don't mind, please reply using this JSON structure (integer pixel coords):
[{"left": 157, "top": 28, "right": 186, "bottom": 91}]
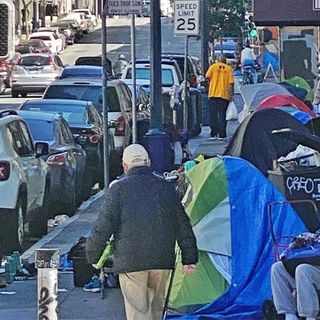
[{"left": 21, "top": 190, "right": 105, "bottom": 263}]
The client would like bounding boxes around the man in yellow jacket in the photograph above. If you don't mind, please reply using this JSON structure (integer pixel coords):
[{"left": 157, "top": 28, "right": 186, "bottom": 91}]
[{"left": 206, "top": 55, "right": 234, "bottom": 138}]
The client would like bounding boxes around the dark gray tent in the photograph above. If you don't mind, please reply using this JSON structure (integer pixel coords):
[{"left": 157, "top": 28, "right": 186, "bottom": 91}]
[{"left": 224, "top": 108, "right": 311, "bottom": 175}]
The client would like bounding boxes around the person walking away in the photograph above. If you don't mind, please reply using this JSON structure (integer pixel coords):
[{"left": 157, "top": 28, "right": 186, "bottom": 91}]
[
  {"left": 205, "top": 55, "right": 234, "bottom": 138},
  {"left": 86, "top": 144, "right": 198, "bottom": 320},
  {"left": 113, "top": 54, "right": 128, "bottom": 79}
]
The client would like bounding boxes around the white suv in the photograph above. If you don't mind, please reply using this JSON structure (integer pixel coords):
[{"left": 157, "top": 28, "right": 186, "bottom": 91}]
[{"left": 0, "top": 110, "right": 49, "bottom": 253}]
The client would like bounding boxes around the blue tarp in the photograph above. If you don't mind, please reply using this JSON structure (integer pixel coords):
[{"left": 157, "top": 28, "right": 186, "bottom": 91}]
[
  {"left": 261, "top": 51, "right": 279, "bottom": 72},
  {"left": 168, "top": 157, "right": 307, "bottom": 319}
]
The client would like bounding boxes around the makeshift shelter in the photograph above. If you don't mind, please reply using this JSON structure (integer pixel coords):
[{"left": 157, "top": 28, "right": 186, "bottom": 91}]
[
  {"left": 285, "top": 76, "right": 314, "bottom": 102},
  {"left": 271, "top": 106, "right": 313, "bottom": 124},
  {"left": 167, "top": 157, "right": 307, "bottom": 319},
  {"left": 239, "top": 83, "right": 293, "bottom": 111},
  {"left": 258, "top": 94, "right": 315, "bottom": 116},
  {"left": 224, "top": 108, "right": 310, "bottom": 175}
]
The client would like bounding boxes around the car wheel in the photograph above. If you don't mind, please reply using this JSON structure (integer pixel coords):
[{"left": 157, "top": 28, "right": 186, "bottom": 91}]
[
  {"left": 0, "top": 197, "right": 26, "bottom": 253},
  {"left": 28, "top": 184, "right": 49, "bottom": 238},
  {"left": 20, "top": 92, "right": 27, "bottom": 98},
  {"left": 11, "top": 89, "right": 19, "bottom": 98}
]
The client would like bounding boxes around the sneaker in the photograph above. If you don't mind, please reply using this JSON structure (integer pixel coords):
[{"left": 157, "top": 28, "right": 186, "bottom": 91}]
[{"left": 83, "top": 275, "right": 101, "bottom": 293}]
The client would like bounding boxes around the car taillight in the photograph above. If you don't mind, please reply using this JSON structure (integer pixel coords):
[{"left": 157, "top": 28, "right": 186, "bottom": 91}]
[
  {"left": 115, "top": 116, "right": 126, "bottom": 136},
  {"left": 0, "top": 61, "right": 8, "bottom": 72},
  {"left": 0, "top": 162, "right": 10, "bottom": 181},
  {"left": 48, "top": 57, "right": 57, "bottom": 71},
  {"left": 189, "top": 74, "right": 197, "bottom": 87},
  {"left": 77, "top": 133, "right": 102, "bottom": 144},
  {"left": 47, "top": 152, "right": 68, "bottom": 166}
]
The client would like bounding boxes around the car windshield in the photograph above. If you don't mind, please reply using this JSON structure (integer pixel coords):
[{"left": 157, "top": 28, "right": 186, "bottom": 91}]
[
  {"left": 19, "top": 56, "right": 49, "bottom": 66},
  {"left": 21, "top": 103, "right": 87, "bottom": 125},
  {"left": 44, "top": 85, "right": 120, "bottom": 112},
  {"left": 23, "top": 119, "right": 54, "bottom": 141},
  {"left": 126, "top": 67, "right": 174, "bottom": 86},
  {"left": 214, "top": 43, "right": 237, "bottom": 51},
  {"left": 30, "top": 35, "right": 51, "bottom": 41}
]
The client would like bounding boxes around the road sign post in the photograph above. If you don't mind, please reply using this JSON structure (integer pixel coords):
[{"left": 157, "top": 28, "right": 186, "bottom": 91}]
[
  {"left": 36, "top": 249, "right": 59, "bottom": 320},
  {"left": 174, "top": 0, "right": 200, "bottom": 131},
  {"left": 106, "top": 1, "right": 142, "bottom": 144}
]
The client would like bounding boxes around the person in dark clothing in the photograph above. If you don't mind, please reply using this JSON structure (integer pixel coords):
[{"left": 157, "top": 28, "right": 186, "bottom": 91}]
[{"left": 86, "top": 144, "right": 198, "bottom": 320}]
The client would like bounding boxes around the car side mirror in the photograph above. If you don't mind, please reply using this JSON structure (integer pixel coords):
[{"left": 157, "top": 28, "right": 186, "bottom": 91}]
[{"left": 35, "top": 142, "right": 49, "bottom": 157}]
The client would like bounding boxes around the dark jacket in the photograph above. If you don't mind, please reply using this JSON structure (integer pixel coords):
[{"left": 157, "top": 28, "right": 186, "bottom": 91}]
[{"left": 86, "top": 166, "right": 198, "bottom": 273}]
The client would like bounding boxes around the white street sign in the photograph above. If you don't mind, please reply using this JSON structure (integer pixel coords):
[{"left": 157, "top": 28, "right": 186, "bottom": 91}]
[
  {"left": 107, "top": 0, "right": 142, "bottom": 15},
  {"left": 174, "top": 0, "right": 200, "bottom": 36}
]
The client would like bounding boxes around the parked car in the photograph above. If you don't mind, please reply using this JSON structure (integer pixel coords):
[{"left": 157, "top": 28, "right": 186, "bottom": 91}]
[
  {"left": 38, "top": 27, "right": 67, "bottom": 50},
  {"left": 0, "top": 110, "right": 49, "bottom": 252},
  {"left": 15, "top": 45, "right": 35, "bottom": 54},
  {"left": 19, "top": 39, "right": 51, "bottom": 54},
  {"left": 56, "top": 19, "right": 83, "bottom": 41},
  {"left": 72, "top": 8, "right": 97, "bottom": 27},
  {"left": 19, "top": 99, "right": 118, "bottom": 187},
  {"left": 161, "top": 53, "right": 200, "bottom": 88},
  {"left": 29, "top": 32, "right": 62, "bottom": 55},
  {"left": 59, "top": 65, "right": 103, "bottom": 79},
  {"left": 0, "top": 53, "right": 21, "bottom": 88},
  {"left": 74, "top": 56, "right": 113, "bottom": 76},
  {"left": 42, "top": 79, "right": 132, "bottom": 154},
  {"left": 60, "top": 13, "right": 89, "bottom": 34},
  {"left": 51, "top": 21, "right": 77, "bottom": 45},
  {"left": 17, "top": 110, "right": 87, "bottom": 214},
  {"left": 11, "top": 53, "right": 64, "bottom": 98}
]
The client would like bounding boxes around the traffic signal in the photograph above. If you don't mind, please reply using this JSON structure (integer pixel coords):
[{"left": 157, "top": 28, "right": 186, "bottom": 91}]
[{"left": 0, "top": 0, "right": 15, "bottom": 60}]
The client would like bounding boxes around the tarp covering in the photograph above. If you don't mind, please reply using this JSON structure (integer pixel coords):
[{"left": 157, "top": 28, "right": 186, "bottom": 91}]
[
  {"left": 224, "top": 108, "right": 310, "bottom": 175},
  {"left": 167, "top": 157, "right": 307, "bottom": 319},
  {"left": 258, "top": 94, "right": 316, "bottom": 116},
  {"left": 285, "top": 76, "right": 314, "bottom": 102},
  {"left": 261, "top": 51, "right": 279, "bottom": 72},
  {"left": 275, "top": 106, "right": 313, "bottom": 124}
]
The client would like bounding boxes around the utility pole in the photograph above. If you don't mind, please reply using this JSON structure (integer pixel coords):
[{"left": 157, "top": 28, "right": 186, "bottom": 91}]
[
  {"left": 144, "top": 0, "right": 172, "bottom": 173},
  {"left": 200, "top": 0, "right": 209, "bottom": 73}
]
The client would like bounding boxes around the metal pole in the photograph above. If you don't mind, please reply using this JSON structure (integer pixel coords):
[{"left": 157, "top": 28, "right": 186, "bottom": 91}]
[
  {"left": 131, "top": 13, "right": 137, "bottom": 143},
  {"left": 149, "top": 0, "right": 163, "bottom": 131},
  {"left": 101, "top": 12, "right": 109, "bottom": 187},
  {"left": 183, "top": 35, "right": 188, "bottom": 131},
  {"left": 36, "top": 248, "right": 59, "bottom": 320},
  {"left": 200, "top": 0, "right": 209, "bottom": 73}
]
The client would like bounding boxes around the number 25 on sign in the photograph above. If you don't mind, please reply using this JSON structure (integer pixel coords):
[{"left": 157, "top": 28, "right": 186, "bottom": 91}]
[{"left": 174, "top": 0, "right": 200, "bottom": 36}]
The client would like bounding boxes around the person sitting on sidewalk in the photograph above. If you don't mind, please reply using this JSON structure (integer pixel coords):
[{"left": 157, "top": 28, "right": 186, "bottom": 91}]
[
  {"left": 86, "top": 144, "right": 198, "bottom": 320},
  {"left": 271, "top": 232, "right": 320, "bottom": 320}
]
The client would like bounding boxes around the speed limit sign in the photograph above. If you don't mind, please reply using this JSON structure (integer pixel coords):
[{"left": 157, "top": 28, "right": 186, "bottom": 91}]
[{"left": 174, "top": 0, "right": 200, "bottom": 36}]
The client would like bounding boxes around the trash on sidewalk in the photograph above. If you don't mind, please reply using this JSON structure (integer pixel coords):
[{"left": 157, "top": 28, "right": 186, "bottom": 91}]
[
  {"left": 48, "top": 214, "right": 70, "bottom": 230},
  {"left": 58, "top": 288, "right": 68, "bottom": 292}
]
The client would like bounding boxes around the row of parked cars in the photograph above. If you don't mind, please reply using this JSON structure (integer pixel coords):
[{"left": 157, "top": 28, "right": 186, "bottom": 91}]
[{"left": 0, "top": 59, "right": 150, "bottom": 254}]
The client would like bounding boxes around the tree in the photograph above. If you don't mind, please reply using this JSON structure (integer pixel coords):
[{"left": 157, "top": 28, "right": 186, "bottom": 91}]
[{"left": 208, "top": 0, "right": 249, "bottom": 37}]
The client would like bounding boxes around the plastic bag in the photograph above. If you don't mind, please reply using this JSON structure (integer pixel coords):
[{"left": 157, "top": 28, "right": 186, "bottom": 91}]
[{"left": 226, "top": 101, "right": 238, "bottom": 121}]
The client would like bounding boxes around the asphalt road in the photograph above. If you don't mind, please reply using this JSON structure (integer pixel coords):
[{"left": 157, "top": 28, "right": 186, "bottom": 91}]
[{"left": 0, "top": 17, "right": 201, "bottom": 110}]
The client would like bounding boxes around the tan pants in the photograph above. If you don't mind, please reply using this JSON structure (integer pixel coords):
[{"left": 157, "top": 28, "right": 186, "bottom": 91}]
[{"left": 119, "top": 269, "right": 171, "bottom": 320}]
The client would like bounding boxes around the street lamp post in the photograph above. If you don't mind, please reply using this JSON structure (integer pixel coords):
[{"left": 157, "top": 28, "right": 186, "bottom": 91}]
[{"left": 143, "top": 0, "right": 172, "bottom": 173}]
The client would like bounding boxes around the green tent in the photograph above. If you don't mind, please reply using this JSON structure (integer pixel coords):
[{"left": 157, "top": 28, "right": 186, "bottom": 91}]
[{"left": 285, "top": 76, "right": 314, "bottom": 102}]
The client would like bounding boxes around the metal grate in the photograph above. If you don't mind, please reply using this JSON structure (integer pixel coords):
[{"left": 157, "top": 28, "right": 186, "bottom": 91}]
[{"left": 0, "top": 3, "right": 9, "bottom": 57}]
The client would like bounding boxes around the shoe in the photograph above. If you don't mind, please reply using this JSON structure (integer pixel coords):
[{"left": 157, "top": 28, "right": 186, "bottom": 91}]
[{"left": 83, "top": 275, "right": 101, "bottom": 293}]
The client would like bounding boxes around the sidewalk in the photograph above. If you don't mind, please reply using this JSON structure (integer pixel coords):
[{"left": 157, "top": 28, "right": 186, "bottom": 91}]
[{"left": 0, "top": 118, "right": 240, "bottom": 319}]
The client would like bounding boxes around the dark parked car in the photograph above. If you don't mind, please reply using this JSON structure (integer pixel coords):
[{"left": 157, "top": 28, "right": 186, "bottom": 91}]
[
  {"left": 19, "top": 99, "right": 118, "bottom": 188},
  {"left": 74, "top": 56, "right": 113, "bottom": 77},
  {"left": 161, "top": 53, "right": 200, "bottom": 88},
  {"left": 17, "top": 110, "right": 87, "bottom": 214},
  {"left": 19, "top": 39, "right": 51, "bottom": 54},
  {"left": 54, "top": 19, "right": 82, "bottom": 42},
  {"left": 51, "top": 21, "right": 77, "bottom": 45}
]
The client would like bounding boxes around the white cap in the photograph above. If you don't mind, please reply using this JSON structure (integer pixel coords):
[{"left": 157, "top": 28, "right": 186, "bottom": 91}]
[{"left": 122, "top": 144, "right": 150, "bottom": 168}]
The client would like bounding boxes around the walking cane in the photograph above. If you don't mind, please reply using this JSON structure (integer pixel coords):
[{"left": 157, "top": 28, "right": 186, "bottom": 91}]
[{"left": 161, "top": 250, "right": 179, "bottom": 320}]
